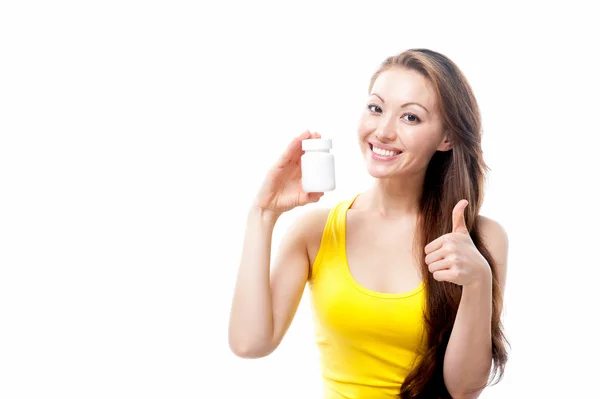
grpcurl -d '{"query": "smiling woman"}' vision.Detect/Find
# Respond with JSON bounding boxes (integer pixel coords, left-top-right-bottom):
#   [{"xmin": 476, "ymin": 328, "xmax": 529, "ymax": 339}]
[{"xmin": 228, "ymin": 48, "xmax": 508, "ymax": 399}]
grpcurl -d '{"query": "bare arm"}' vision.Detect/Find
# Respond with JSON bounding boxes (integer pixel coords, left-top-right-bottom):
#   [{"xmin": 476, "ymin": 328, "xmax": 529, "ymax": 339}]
[
  {"xmin": 443, "ymin": 216, "xmax": 508, "ymax": 399},
  {"xmin": 228, "ymin": 130, "xmax": 324, "ymax": 358},
  {"xmin": 228, "ymin": 207, "xmax": 326, "ymax": 358}
]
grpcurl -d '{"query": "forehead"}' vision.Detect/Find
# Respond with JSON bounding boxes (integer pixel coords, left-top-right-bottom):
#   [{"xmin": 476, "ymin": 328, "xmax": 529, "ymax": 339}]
[{"xmin": 371, "ymin": 68, "xmax": 437, "ymax": 112}]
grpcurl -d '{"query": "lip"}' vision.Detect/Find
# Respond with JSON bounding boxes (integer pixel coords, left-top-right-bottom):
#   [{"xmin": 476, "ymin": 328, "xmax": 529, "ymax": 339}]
[{"xmin": 368, "ymin": 141, "xmax": 403, "ymax": 152}]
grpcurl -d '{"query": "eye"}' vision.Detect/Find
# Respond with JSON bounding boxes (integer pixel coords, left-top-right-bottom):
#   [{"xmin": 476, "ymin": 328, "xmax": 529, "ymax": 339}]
[
  {"xmin": 403, "ymin": 113, "xmax": 421, "ymax": 123},
  {"xmin": 367, "ymin": 103, "xmax": 382, "ymax": 114}
]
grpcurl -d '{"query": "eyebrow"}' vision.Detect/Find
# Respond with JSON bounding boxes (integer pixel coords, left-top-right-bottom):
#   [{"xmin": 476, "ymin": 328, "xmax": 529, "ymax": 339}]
[{"xmin": 370, "ymin": 93, "xmax": 429, "ymax": 114}]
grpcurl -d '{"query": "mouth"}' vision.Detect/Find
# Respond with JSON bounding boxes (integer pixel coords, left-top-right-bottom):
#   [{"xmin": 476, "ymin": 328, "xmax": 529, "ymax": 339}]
[{"xmin": 369, "ymin": 143, "xmax": 403, "ymax": 158}]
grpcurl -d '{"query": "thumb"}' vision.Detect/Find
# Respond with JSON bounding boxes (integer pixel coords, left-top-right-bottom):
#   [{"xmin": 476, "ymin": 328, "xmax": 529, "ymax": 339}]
[
  {"xmin": 302, "ymin": 191, "xmax": 324, "ymax": 204},
  {"xmin": 452, "ymin": 199, "xmax": 469, "ymax": 234}
]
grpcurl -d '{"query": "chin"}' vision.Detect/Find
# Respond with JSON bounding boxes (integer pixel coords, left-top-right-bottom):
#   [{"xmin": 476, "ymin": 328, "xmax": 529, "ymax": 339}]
[{"xmin": 365, "ymin": 160, "xmax": 400, "ymax": 179}]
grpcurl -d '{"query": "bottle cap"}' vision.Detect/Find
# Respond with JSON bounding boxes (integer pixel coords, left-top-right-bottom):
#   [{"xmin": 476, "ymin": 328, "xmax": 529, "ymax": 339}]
[{"xmin": 302, "ymin": 138, "xmax": 332, "ymax": 151}]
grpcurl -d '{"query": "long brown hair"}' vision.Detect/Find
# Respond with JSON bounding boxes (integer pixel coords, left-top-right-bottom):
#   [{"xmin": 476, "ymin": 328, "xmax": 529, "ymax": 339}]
[{"xmin": 368, "ymin": 49, "xmax": 508, "ymax": 398}]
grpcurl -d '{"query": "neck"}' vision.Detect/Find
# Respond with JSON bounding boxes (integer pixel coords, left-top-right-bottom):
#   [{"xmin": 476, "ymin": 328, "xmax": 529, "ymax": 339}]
[{"xmin": 361, "ymin": 173, "xmax": 425, "ymax": 218}]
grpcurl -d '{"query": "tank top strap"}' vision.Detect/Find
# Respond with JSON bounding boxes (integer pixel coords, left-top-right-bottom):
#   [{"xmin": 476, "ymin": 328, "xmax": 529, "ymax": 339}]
[{"xmin": 310, "ymin": 193, "xmax": 360, "ymax": 280}]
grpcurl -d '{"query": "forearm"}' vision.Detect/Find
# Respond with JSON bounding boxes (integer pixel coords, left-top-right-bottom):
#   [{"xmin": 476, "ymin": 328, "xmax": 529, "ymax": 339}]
[
  {"xmin": 228, "ymin": 208, "xmax": 279, "ymax": 357},
  {"xmin": 444, "ymin": 277, "xmax": 493, "ymax": 398}
]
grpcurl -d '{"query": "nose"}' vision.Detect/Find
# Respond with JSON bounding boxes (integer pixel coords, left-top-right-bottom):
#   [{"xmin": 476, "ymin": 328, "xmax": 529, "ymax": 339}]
[{"xmin": 376, "ymin": 115, "xmax": 397, "ymax": 142}]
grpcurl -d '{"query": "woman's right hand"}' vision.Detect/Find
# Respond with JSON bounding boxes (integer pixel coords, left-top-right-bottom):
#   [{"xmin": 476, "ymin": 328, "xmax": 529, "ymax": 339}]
[{"xmin": 253, "ymin": 130, "xmax": 324, "ymax": 217}]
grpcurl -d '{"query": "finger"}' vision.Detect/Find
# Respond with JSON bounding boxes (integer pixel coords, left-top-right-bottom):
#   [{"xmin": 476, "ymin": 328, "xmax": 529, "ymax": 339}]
[
  {"xmin": 452, "ymin": 199, "xmax": 469, "ymax": 234},
  {"xmin": 427, "ymin": 258, "xmax": 452, "ymax": 273},
  {"xmin": 298, "ymin": 130, "xmax": 313, "ymax": 140},
  {"xmin": 299, "ymin": 191, "xmax": 323, "ymax": 204},
  {"xmin": 432, "ymin": 268, "xmax": 457, "ymax": 283},
  {"xmin": 276, "ymin": 130, "xmax": 311, "ymax": 167},
  {"xmin": 306, "ymin": 191, "xmax": 324, "ymax": 203},
  {"xmin": 424, "ymin": 247, "xmax": 448, "ymax": 265},
  {"xmin": 294, "ymin": 131, "xmax": 321, "ymax": 166},
  {"xmin": 424, "ymin": 235, "xmax": 446, "ymax": 255}
]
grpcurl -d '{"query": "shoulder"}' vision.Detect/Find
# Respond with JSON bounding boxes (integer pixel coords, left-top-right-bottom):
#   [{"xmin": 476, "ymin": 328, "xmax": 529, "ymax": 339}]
[
  {"xmin": 293, "ymin": 207, "xmax": 331, "ymax": 242},
  {"xmin": 280, "ymin": 206, "xmax": 330, "ymax": 248},
  {"xmin": 290, "ymin": 195, "xmax": 356, "ymax": 251},
  {"xmin": 476, "ymin": 215, "xmax": 509, "ymax": 262},
  {"xmin": 477, "ymin": 215, "xmax": 508, "ymax": 240},
  {"xmin": 285, "ymin": 207, "xmax": 331, "ymax": 271},
  {"xmin": 291, "ymin": 194, "xmax": 356, "ymax": 238},
  {"xmin": 476, "ymin": 215, "xmax": 509, "ymax": 290}
]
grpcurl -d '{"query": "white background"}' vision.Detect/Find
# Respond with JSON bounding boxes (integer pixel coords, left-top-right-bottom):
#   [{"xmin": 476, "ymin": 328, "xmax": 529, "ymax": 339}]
[{"xmin": 1, "ymin": 1, "xmax": 599, "ymax": 398}]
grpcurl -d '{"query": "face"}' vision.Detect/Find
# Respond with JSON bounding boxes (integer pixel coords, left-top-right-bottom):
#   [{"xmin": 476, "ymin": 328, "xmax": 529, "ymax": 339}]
[{"xmin": 358, "ymin": 67, "xmax": 451, "ymax": 179}]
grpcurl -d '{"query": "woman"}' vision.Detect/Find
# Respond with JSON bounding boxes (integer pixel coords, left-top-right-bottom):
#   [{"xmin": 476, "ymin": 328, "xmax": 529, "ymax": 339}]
[{"xmin": 228, "ymin": 48, "xmax": 509, "ymax": 399}]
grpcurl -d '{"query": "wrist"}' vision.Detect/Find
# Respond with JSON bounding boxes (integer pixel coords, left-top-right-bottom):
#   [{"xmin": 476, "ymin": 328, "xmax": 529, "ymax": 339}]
[
  {"xmin": 247, "ymin": 205, "xmax": 281, "ymax": 227},
  {"xmin": 465, "ymin": 271, "xmax": 492, "ymax": 292},
  {"xmin": 462, "ymin": 272, "xmax": 493, "ymax": 314}
]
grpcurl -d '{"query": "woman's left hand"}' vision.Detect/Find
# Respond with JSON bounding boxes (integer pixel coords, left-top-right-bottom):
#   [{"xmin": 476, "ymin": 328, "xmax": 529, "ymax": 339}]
[{"xmin": 424, "ymin": 200, "xmax": 492, "ymax": 286}]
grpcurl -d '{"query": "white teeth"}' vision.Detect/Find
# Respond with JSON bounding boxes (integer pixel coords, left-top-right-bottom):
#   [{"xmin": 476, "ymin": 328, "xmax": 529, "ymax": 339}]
[{"xmin": 372, "ymin": 145, "xmax": 400, "ymax": 157}]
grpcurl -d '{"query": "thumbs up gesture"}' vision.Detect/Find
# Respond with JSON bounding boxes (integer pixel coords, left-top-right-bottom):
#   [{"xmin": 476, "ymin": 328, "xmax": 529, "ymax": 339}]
[{"xmin": 424, "ymin": 200, "xmax": 492, "ymax": 286}]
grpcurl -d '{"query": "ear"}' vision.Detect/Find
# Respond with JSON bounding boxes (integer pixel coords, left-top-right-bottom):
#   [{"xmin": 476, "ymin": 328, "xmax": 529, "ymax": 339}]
[{"xmin": 437, "ymin": 132, "xmax": 453, "ymax": 152}]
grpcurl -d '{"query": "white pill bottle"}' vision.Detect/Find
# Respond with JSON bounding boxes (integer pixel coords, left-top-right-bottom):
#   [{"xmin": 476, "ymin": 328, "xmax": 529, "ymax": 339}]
[{"xmin": 301, "ymin": 138, "xmax": 336, "ymax": 193}]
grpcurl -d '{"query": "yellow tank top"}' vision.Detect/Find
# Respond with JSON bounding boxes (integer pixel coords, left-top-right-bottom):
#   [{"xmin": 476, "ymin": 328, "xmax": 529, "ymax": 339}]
[{"xmin": 308, "ymin": 194, "xmax": 427, "ymax": 399}]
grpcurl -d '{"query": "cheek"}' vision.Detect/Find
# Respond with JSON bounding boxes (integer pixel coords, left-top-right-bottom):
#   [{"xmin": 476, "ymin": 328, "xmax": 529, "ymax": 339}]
[
  {"xmin": 357, "ymin": 114, "xmax": 375, "ymax": 139},
  {"xmin": 403, "ymin": 126, "xmax": 440, "ymax": 153}
]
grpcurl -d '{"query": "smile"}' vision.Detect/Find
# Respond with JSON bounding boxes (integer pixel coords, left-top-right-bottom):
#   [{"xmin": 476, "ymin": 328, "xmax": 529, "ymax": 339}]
[{"xmin": 369, "ymin": 143, "xmax": 402, "ymax": 160}]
